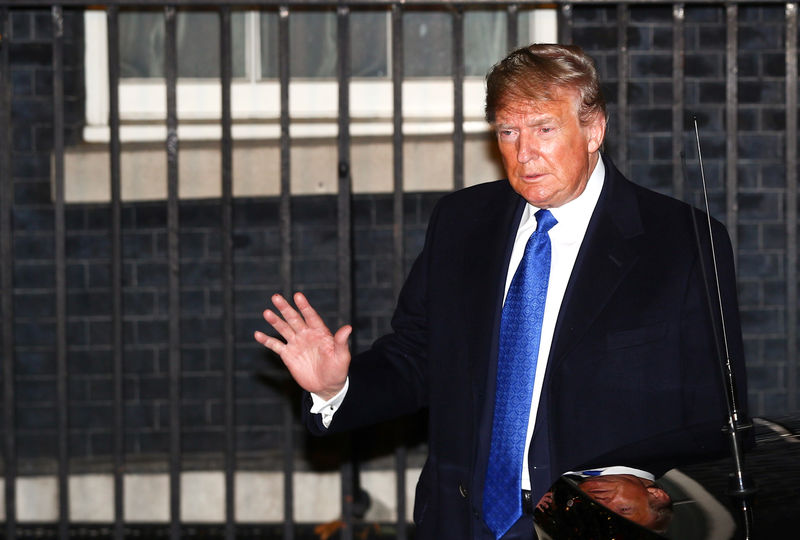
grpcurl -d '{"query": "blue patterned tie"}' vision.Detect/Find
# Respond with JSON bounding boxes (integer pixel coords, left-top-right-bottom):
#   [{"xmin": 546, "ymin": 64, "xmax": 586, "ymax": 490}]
[{"xmin": 483, "ymin": 209, "xmax": 557, "ymax": 539}]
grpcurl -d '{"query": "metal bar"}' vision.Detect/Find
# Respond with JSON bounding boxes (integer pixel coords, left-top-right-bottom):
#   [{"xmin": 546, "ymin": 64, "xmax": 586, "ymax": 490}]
[
  {"xmin": 277, "ymin": 6, "xmax": 295, "ymax": 540},
  {"xmin": 4, "ymin": 0, "xmax": 789, "ymax": 7},
  {"xmin": 337, "ymin": 6, "xmax": 354, "ymax": 540},
  {"xmin": 452, "ymin": 5, "xmax": 464, "ymax": 190},
  {"xmin": 391, "ymin": 4, "xmax": 407, "ymax": 538},
  {"xmin": 616, "ymin": 3, "xmax": 629, "ymax": 175},
  {"xmin": 164, "ymin": 6, "xmax": 182, "ymax": 540},
  {"xmin": 506, "ymin": 3, "xmax": 518, "ymax": 51},
  {"xmin": 219, "ymin": 6, "xmax": 236, "ymax": 540},
  {"xmin": 725, "ymin": 3, "xmax": 738, "ymax": 259},
  {"xmin": 106, "ymin": 6, "xmax": 125, "ymax": 540},
  {"xmin": 672, "ymin": 3, "xmax": 685, "ymax": 200},
  {"xmin": 52, "ymin": 6, "xmax": 70, "ymax": 539},
  {"xmin": 558, "ymin": 2, "xmax": 573, "ymax": 43},
  {"xmin": 785, "ymin": 2, "xmax": 798, "ymax": 411},
  {"xmin": 0, "ymin": 7, "xmax": 17, "ymax": 540}
]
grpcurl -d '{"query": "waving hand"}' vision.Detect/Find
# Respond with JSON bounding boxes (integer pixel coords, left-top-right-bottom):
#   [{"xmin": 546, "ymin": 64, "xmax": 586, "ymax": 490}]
[{"xmin": 254, "ymin": 292, "xmax": 351, "ymax": 400}]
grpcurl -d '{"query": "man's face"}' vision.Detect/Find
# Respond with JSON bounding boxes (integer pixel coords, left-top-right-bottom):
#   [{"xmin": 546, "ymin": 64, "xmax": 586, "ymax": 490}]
[
  {"xmin": 577, "ymin": 474, "xmax": 669, "ymax": 530},
  {"xmin": 493, "ymin": 89, "xmax": 605, "ymax": 208}
]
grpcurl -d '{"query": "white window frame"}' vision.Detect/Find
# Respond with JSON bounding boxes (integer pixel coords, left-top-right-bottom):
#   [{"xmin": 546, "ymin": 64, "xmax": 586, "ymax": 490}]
[{"xmin": 83, "ymin": 9, "xmax": 557, "ymax": 143}]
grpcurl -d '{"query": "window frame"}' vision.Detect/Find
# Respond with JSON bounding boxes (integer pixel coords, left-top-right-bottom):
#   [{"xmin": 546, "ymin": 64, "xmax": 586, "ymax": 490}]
[{"xmin": 83, "ymin": 8, "xmax": 557, "ymax": 143}]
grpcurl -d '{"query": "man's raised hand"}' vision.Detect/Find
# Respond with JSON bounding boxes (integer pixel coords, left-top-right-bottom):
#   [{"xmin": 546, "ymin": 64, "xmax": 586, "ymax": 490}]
[{"xmin": 254, "ymin": 292, "xmax": 351, "ymax": 400}]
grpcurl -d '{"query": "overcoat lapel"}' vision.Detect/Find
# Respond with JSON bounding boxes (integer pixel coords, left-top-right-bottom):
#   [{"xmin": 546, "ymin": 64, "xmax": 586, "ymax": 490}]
[
  {"xmin": 462, "ymin": 186, "xmax": 527, "ymax": 410},
  {"xmin": 548, "ymin": 156, "xmax": 645, "ymax": 365}
]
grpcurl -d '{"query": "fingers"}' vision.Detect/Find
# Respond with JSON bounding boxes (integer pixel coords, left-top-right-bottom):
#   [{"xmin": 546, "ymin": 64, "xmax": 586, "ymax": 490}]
[
  {"xmin": 253, "ymin": 330, "xmax": 286, "ymax": 355},
  {"xmin": 293, "ymin": 292, "xmax": 327, "ymax": 329},
  {"xmin": 270, "ymin": 294, "xmax": 308, "ymax": 332},
  {"xmin": 262, "ymin": 307, "xmax": 295, "ymax": 341}
]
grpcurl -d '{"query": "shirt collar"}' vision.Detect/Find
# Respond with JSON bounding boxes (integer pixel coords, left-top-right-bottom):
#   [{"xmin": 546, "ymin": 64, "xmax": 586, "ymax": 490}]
[{"xmin": 520, "ymin": 154, "xmax": 605, "ymax": 243}]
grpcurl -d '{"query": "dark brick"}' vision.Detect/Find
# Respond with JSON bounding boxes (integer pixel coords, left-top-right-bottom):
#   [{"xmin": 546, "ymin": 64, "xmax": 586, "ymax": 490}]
[
  {"xmin": 699, "ymin": 81, "xmax": 725, "ymax": 103},
  {"xmin": 14, "ymin": 262, "xmax": 56, "ymax": 288},
  {"xmin": 67, "ymin": 233, "xmax": 111, "ymax": 259},
  {"xmin": 631, "ymin": 108, "xmax": 671, "ymax": 133},
  {"xmin": 16, "ymin": 350, "xmax": 55, "ymax": 376},
  {"xmin": 11, "ymin": 11, "xmax": 33, "ymax": 41},
  {"xmin": 762, "ymin": 223, "xmax": 787, "ymax": 250},
  {"xmin": 125, "ymin": 404, "xmax": 158, "ymax": 429},
  {"xmin": 738, "ymin": 192, "xmax": 782, "ymax": 220},
  {"xmin": 13, "ymin": 291, "xmax": 52, "ymax": 318},
  {"xmin": 9, "ymin": 43, "xmax": 51, "ymax": 67},
  {"xmin": 88, "ymin": 321, "xmax": 113, "ymax": 346},
  {"xmin": 763, "ymin": 281, "xmax": 788, "ymax": 307},
  {"xmin": 67, "ymin": 349, "xmax": 112, "ymax": 375},
  {"xmin": 739, "ymin": 80, "xmax": 784, "ymax": 105},
  {"xmin": 737, "ymin": 280, "xmax": 760, "ymax": 306},
  {"xmin": 70, "ymin": 403, "xmax": 113, "ymax": 429},
  {"xmin": 136, "ymin": 320, "xmax": 169, "ymax": 345},
  {"xmin": 740, "ymin": 307, "xmax": 783, "ymax": 333},
  {"xmin": 572, "ymin": 27, "xmax": 618, "ymax": 51},
  {"xmin": 12, "ymin": 182, "xmax": 45, "ymax": 209},
  {"xmin": 16, "ymin": 379, "xmax": 56, "ymax": 405},
  {"xmin": 15, "ymin": 320, "xmax": 56, "ymax": 345},
  {"xmin": 134, "ymin": 262, "xmax": 170, "ymax": 287},
  {"xmin": 631, "ymin": 54, "xmax": 672, "ymax": 78},
  {"xmin": 739, "ymin": 134, "xmax": 783, "ymax": 160},
  {"xmin": 761, "ymin": 109, "xmax": 786, "ymax": 132}
]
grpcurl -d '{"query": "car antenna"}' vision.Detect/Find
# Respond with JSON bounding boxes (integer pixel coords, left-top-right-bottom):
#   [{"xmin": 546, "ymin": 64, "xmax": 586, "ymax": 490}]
[{"xmin": 682, "ymin": 115, "xmax": 756, "ymax": 538}]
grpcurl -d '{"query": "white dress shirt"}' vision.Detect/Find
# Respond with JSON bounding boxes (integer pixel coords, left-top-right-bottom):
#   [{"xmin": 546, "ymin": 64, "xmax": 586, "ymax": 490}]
[
  {"xmin": 506, "ymin": 158, "xmax": 604, "ymax": 490},
  {"xmin": 313, "ymin": 157, "xmax": 606, "ymax": 491}
]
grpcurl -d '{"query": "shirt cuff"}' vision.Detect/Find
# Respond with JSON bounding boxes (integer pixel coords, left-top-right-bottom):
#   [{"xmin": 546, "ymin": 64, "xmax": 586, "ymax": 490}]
[{"xmin": 309, "ymin": 377, "xmax": 349, "ymax": 429}]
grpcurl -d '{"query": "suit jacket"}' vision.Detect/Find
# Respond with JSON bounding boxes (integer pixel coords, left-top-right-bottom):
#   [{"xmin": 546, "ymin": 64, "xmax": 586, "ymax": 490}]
[{"xmin": 305, "ymin": 154, "xmax": 748, "ymax": 539}]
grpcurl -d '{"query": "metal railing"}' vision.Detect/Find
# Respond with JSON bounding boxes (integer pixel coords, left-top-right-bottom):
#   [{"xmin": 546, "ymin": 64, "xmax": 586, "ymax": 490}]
[{"xmin": 0, "ymin": 1, "xmax": 798, "ymax": 540}]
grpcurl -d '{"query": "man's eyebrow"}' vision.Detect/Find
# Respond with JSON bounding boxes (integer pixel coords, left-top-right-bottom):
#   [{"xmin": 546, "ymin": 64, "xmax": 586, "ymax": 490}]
[{"xmin": 493, "ymin": 115, "xmax": 560, "ymax": 128}]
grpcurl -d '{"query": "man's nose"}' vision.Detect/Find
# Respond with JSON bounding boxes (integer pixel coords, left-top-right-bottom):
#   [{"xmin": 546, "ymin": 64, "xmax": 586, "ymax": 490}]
[{"xmin": 516, "ymin": 132, "xmax": 539, "ymax": 163}]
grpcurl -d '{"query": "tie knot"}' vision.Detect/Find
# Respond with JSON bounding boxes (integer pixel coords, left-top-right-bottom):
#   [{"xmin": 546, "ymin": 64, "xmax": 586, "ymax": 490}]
[{"xmin": 534, "ymin": 209, "xmax": 557, "ymax": 234}]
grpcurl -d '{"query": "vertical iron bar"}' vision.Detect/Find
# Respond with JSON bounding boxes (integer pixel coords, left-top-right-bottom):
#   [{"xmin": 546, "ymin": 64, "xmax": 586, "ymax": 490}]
[
  {"xmin": 785, "ymin": 3, "xmax": 798, "ymax": 411},
  {"xmin": 337, "ymin": 6, "xmax": 354, "ymax": 540},
  {"xmin": 0, "ymin": 7, "xmax": 16, "ymax": 540},
  {"xmin": 616, "ymin": 3, "xmax": 629, "ymax": 175},
  {"xmin": 558, "ymin": 3, "xmax": 573, "ymax": 45},
  {"xmin": 164, "ymin": 6, "xmax": 181, "ymax": 540},
  {"xmin": 219, "ymin": 6, "xmax": 236, "ymax": 540},
  {"xmin": 52, "ymin": 6, "xmax": 69, "ymax": 539},
  {"xmin": 672, "ymin": 3, "xmax": 686, "ymax": 201},
  {"xmin": 726, "ymin": 3, "xmax": 738, "ymax": 258},
  {"xmin": 106, "ymin": 6, "xmax": 125, "ymax": 540},
  {"xmin": 452, "ymin": 5, "xmax": 464, "ymax": 190},
  {"xmin": 391, "ymin": 5, "xmax": 406, "ymax": 538},
  {"xmin": 506, "ymin": 4, "xmax": 518, "ymax": 52},
  {"xmin": 278, "ymin": 5, "xmax": 294, "ymax": 539}
]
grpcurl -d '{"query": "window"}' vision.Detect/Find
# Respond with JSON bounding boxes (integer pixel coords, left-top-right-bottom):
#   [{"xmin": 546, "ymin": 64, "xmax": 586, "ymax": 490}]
[{"xmin": 83, "ymin": 7, "xmax": 557, "ymax": 142}]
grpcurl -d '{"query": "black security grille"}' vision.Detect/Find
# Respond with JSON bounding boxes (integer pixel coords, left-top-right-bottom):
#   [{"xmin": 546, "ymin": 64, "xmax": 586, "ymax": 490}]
[{"xmin": 0, "ymin": 2, "xmax": 798, "ymax": 540}]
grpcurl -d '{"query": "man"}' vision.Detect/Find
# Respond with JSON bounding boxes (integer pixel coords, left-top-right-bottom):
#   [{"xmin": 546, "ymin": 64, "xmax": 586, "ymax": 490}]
[
  {"xmin": 576, "ymin": 473, "xmax": 673, "ymax": 532},
  {"xmin": 254, "ymin": 44, "xmax": 747, "ymax": 539}
]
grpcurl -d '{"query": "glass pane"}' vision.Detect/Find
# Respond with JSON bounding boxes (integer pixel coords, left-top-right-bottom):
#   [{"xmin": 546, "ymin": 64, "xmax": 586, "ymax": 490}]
[
  {"xmin": 464, "ymin": 11, "xmax": 506, "ymax": 77},
  {"xmin": 260, "ymin": 11, "xmax": 278, "ymax": 78},
  {"xmin": 176, "ymin": 12, "xmax": 220, "ymax": 78},
  {"xmin": 404, "ymin": 11, "xmax": 451, "ymax": 77},
  {"xmin": 119, "ymin": 11, "xmax": 246, "ymax": 79},
  {"xmin": 120, "ymin": 12, "xmax": 164, "ymax": 78},
  {"xmin": 352, "ymin": 11, "xmax": 388, "ymax": 77}
]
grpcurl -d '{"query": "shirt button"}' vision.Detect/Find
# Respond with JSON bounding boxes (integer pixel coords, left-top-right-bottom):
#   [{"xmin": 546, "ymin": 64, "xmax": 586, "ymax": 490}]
[{"xmin": 458, "ymin": 483, "xmax": 468, "ymax": 498}]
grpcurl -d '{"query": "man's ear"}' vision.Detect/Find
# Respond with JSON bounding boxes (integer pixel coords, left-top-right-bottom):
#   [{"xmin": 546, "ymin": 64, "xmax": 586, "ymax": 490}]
[
  {"xmin": 586, "ymin": 113, "xmax": 606, "ymax": 153},
  {"xmin": 646, "ymin": 486, "xmax": 671, "ymax": 504}
]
